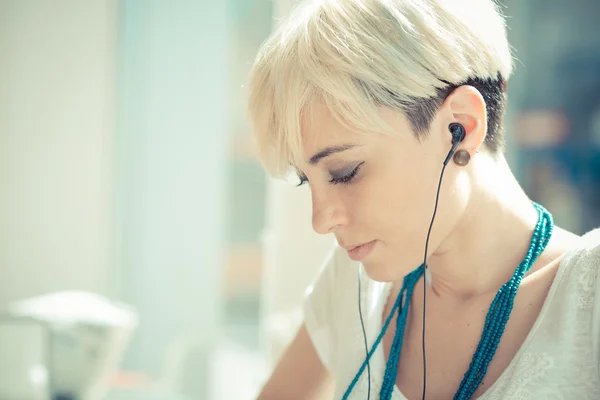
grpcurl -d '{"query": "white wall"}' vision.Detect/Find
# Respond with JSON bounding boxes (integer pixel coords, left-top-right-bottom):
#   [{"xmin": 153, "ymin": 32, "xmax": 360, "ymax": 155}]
[
  {"xmin": 0, "ymin": 2, "xmax": 228, "ymax": 397},
  {"xmin": 114, "ymin": 1, "xmax": 229, "ymax": 397},
  {"xmin": 0, "ymin": 0, "xmax": 117, "ymax": 306}
]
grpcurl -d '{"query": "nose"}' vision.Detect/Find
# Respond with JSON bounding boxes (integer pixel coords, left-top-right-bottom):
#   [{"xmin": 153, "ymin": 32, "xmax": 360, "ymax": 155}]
[{"xmin": 311, "ymin": 186, "xmax": 348, "ymax": 235}]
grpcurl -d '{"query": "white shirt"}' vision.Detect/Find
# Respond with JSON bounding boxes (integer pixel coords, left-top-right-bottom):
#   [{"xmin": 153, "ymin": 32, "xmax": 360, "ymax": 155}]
[{"xmin": 303, "ymin": 229, "xmax": 600, "ymax": 399}]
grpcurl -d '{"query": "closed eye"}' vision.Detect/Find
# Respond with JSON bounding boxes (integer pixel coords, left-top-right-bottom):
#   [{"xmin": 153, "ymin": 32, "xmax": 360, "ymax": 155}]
[
  {"xmin": 330, "ymin": 162, "xmax": 364, "ymax": 185},
  {"xmin": 295, "ymin": 162, "xmax": 364, "ymax": 187}
]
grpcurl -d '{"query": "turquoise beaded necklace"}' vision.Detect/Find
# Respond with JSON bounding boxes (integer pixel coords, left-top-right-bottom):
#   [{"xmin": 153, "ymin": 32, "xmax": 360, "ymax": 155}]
[{"xmin": 343, "ymin": 202, "xmax": 553, "ymax": 400}]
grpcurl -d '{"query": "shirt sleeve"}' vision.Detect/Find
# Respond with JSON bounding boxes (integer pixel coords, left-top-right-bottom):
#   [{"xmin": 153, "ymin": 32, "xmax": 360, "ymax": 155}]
[
  {"xmin": 586, "ymin": 230, "xmax": 600, "ymax": 377},
  {"xmin": 302, "ymin": 244, "xmax": 349, "ymax": 372}
]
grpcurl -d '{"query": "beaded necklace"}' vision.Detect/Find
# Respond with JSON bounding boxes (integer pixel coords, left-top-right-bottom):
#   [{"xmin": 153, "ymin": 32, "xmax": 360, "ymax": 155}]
[{"xmin": 343, "ymin": 203, "xmax": 553, "ymax": 400}]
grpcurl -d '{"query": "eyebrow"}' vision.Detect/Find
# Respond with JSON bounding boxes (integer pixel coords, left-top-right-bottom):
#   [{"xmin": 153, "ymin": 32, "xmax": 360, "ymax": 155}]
[{"xmin": 309, "ymin": 144, "xmax": 358, "ymax": 165}]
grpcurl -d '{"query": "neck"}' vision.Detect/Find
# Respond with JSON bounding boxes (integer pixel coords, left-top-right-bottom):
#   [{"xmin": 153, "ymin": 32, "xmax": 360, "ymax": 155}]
[{"xmin": 427, "ymin": 155, "xmax": 540, "ymax": 299}]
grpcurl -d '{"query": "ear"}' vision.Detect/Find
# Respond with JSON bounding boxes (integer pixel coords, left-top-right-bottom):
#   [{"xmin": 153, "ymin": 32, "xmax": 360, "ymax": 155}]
[{"xmin": 442, "ymin": 85, "xmax": 487, "ymax": 153}]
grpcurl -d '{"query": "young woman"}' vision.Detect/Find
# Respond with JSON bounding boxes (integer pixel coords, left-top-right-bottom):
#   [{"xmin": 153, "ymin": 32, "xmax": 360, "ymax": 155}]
[{"xmin": 247, "ymin": 0, "xmax": 600, "ymax": 398}]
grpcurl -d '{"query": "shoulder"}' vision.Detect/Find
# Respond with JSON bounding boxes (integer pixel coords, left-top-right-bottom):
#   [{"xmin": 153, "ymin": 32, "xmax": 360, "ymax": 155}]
[
  {"xmin": 302, "ymin": 243, "xmax": 360, "ymax": 367},
  {"xmin": 302, "ymin": 243, "xmax": 385, "ymax": 373},
  {"xmin": 305, "ymin": 243, "xmax": 360, "ymax": 298},
  {"xmin": 574, "ymin": 228, "xmax": 600, "ymax": 259},
  {"xmin": 561, "ymin": 228, "xmax": 600, "ymax": 276},
  {"xmin": 568, "ymin": 228, "xmax": 600, "ymax": 378},
  {"xmin": 558, "ymin": 228, "xmax": 600, "ymax": 310}
]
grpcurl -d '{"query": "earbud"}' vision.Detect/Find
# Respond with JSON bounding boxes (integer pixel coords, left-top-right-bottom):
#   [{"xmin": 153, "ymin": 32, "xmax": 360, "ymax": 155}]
[
  {"xmin": 443, "ymin": 122, "xmax": 466, "ymax": 166},
  {"xmin": 449, "ymin": 122, "xmax": 466, "ymax": 144}
]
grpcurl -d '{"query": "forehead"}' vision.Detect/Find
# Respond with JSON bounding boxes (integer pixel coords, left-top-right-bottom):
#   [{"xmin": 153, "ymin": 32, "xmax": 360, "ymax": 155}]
[
  {"xmin": 298, "ymin": 103, "xmax": 413, "ymax": 161},
  {"xmin": 299, "ymin": 103, "xmax": 363, "ymax": 158}
]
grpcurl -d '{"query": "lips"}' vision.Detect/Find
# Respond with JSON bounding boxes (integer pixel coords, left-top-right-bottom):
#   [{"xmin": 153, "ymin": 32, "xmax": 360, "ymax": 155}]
[
  {"xmin": 345, "ymin": 242, "xmax": 368, "ymax": 252},
  {"xmin": 344, "ymin": 240, "xmax": 376, "ymax": 261}
]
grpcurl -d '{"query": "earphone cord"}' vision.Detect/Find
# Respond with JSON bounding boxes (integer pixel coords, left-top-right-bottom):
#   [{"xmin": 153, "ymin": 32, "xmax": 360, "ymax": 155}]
[
  {"xmin": 358, "ymin": 265, "xmax": 371, "ymax": 400},
  {"xmin": 422, "ymin": 161, "xmax": 450, "ymax": 400},
  {"xmin": 357, "ymin": 149, "xmax": 454, "ymax": 400}
]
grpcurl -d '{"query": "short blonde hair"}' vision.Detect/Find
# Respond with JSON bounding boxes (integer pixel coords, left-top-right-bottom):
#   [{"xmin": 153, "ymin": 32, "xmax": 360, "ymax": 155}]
[{"xmin": 247, "ymin": 0, "xmax": 513, "ymax": 177}]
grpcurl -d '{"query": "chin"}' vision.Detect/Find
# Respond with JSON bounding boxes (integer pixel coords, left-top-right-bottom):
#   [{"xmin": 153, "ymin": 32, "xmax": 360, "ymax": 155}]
[
  {"xmin": 361, "ymin": 259, "xmax": 400, "ymax": 283},
  {"xmin": 362, "ymin": 257, "xmax": 420, "ymax": 283}
]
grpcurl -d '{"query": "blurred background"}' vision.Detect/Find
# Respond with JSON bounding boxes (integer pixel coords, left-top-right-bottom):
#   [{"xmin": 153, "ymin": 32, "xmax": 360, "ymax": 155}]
[{"xmin": 0, "ymin": 0, "xmax": 599, "ymax": 399}]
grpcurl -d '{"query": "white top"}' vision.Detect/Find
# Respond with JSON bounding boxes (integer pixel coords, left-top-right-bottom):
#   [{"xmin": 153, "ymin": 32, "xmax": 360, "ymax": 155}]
[{"xmin": 303, "ymin": 229, "xmax": 600, "ymax": 399}]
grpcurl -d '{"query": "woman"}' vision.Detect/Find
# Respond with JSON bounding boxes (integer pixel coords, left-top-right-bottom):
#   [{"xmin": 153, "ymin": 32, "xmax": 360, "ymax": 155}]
[{"xmin": 247, "ymin": 0, "xmax": 600, "ymax": 399}]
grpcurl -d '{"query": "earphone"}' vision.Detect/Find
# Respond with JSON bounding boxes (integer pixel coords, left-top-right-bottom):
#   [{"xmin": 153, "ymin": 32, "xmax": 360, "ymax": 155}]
[
  {"xmin": 357, "ymin": 122, "xmax": 467, "ymax": 400},
  {"xmin": 420, "ymin": 121, "xmax": 466, "ymax": 400},
  {"xmin": 444, "ymin": 122, "xmax": 467, "ymax": 165}
]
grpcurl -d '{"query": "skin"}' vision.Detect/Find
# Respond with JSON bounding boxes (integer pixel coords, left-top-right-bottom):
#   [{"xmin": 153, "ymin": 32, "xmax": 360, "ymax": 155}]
[{"xmin": 257, "ymin": 85, "xmax": 580, "ymax": 399}]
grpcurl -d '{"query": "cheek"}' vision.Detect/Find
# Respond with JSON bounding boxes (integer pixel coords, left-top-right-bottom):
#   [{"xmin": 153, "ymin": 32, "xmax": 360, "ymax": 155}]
[
  {"xmin": 363, "ymin": 160, "xmax": 450, "ymax": 243},
  {"xmin": 355, "ymin": 165, "xmax": 431, "ymax": 229}
]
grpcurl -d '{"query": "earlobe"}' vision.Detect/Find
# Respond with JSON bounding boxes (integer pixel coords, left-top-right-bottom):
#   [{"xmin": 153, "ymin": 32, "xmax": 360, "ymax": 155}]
[{"xmin": 453, "ymin": 149, "xmax": 471, "ymax": 166}]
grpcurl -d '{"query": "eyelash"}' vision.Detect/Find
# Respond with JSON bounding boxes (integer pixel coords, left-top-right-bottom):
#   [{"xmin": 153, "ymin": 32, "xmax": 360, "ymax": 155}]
[
  {"xmin": 297, "ymin": 162, "xmax": 364, "ymax": 187},
  {"xmin": 330, "ymin": 162, "xmax": 364, "ymax": 185},
  {"xmin": 297, "ymin": 176, "xmax": 308, "ymax": 187}
]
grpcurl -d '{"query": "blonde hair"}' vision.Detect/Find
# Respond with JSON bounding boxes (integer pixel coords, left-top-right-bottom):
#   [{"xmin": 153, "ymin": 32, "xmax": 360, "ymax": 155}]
[{"xmin": 247, "ymin": 0, "xmax": 513, "ymax": 177}]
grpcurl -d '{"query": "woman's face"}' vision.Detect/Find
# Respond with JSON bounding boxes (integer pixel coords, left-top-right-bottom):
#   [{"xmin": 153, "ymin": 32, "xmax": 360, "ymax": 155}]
[{"xmin": 295, "ymin": 104, "xmax": 472, "ymax": 282}]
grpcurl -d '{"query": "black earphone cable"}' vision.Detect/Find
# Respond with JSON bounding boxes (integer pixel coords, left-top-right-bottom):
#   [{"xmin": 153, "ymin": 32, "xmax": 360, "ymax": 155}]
[
  {"xmin": 422, "ymin": 160, "xmax": 449, "ymax": 400},
  {"xmin": 357, "ymin": 161, "xmax": 449, "ymax": 400},
  {"xmin": 356, "ymin": 124, "xmax": 463, "ymax": 400},
  {"xmin": 357, "ymin": 265, "xmax": 371, "ymax": 400}
]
